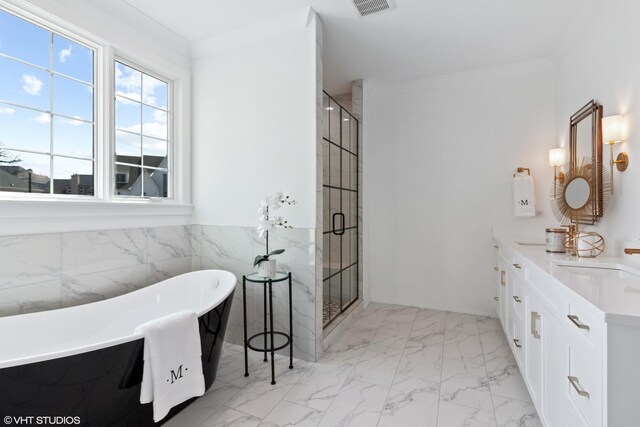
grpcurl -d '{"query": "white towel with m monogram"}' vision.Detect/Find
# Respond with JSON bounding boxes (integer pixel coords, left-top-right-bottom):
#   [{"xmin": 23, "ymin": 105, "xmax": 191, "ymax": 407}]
[{"xmin": 135, "ymin": 310, "xmax": 205, "ymax": 422}]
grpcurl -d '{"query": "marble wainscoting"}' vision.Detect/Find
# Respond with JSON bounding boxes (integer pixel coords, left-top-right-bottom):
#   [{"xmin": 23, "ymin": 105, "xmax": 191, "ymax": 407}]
[
  {"xmin": 191, "ymin": 225, "xmax": 319, "ymax": 362},
  {"xmin": 0, "ymin": 225, "xmax": 194, "ymax": 317}
]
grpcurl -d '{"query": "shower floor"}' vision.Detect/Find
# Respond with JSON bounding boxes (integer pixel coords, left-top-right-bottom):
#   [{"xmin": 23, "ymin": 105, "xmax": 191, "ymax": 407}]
[{"xmin": 322, "ymin": 300, "xmax": 341, "ymax": 325}]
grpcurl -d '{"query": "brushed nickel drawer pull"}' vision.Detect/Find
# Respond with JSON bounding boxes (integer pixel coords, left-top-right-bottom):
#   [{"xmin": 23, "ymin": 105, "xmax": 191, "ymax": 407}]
[
  {"xmin": 500, "ymin": 271, "xmax": 506, "ymax": 286},
  {"xmin": 513, "ymin": 296, "xmax": 522, "ymax": 303},
  {"xmin": 513, "ymin": 263, "xmax": 521, "ymax": 269},
  {"xmin": 568, "ymin": 376, "xmax": 590, "ymax": 398},
  {"xmin": 513, "ymin": 338, "xmax": 522, "ymax": 348},
  {"xmin": 531, "ymin": 311, "xmax": 540, "ymax": 339},
  {"xmin": 494, "ymin": 245, "xmax": 499, "ymax": 249},
  {"xmin": 567, "ymin": 314, "xmax": 590, "ymax": 331},
  {"xmin": 494, "ymin": 296, "xmax": 499, "ymax": 301},
  {"xmin": 494, "ymin": 267, "xmax": 499, "ymax": 271}
]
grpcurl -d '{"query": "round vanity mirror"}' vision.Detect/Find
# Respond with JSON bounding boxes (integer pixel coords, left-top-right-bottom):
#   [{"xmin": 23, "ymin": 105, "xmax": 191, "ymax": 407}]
[{"xmin": 564, "ymin": 177, "xmax": 591, "ymax": 210}]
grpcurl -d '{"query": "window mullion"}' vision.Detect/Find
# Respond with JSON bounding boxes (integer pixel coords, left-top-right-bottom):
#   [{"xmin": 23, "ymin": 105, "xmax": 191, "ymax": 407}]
[
  {"xmin": 101, "ymin": 46, "xmax": 115, "ymax": 203},
  {"xmin": 48, "ymin": 31, "xmax": 54, "ymax": 195}
]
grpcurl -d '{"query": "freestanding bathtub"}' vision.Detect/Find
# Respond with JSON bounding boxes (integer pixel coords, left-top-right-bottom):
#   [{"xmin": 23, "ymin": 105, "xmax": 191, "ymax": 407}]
[{"xmin": 0, "ymin": 270, "xmax": 236, "ymax": 426}]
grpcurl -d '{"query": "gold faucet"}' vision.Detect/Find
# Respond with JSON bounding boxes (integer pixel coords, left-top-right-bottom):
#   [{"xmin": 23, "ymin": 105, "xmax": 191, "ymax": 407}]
[
  {"xmin": 562, "ymin": 224, "xmax": 578, "ymax": 255},
  {"xmin": 624, "ymin": 248, "xmax": 640, "ymax": 255}
]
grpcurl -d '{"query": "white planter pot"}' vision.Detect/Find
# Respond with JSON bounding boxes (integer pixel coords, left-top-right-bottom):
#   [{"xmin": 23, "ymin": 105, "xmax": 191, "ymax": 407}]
[{"xmin": 258, "ymin": 259, "xmax": 277, "ymax": 278}]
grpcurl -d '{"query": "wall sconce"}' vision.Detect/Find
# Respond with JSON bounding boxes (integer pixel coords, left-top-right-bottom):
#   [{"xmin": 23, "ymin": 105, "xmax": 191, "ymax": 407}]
[
  {"xmin": 549, "ymin": 148, "xmax": 565, "ymax": 197},
  {"xmin": 602, "ymin": 115, "xmax": 629, "ymax": 194}
]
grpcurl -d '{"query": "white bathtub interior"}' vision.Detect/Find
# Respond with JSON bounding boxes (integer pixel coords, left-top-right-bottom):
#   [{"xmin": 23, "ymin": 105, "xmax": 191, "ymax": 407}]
[{"xmin": 0, "ymin": 270, "xmax": 236, "ymax": 369}]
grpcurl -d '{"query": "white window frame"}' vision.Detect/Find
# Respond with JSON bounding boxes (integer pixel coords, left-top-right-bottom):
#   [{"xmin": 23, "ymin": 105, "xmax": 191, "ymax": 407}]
[
  {"xmin": 0, "ymin": 1, "xmax": 191, "ymax": 211},
  {"xmin": 112, "ymin": 56, "xmax": 173, "ymax": 200}
]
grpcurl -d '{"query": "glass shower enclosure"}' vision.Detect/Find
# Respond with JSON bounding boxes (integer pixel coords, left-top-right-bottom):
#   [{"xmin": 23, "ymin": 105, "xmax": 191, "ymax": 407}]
[{"xmin": 322, "ymin": 91, "xmax": 358, "ymax": 327}]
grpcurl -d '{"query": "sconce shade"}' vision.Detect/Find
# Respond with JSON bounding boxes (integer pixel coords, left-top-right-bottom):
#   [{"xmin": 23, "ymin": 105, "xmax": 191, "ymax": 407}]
[
  {"xmin": 602, "ymin": 115, "xmax": 624, "ymax": 144},
  {"xmin": 549, "ymin": 148, "xmax": 564, "ymax": 167}
]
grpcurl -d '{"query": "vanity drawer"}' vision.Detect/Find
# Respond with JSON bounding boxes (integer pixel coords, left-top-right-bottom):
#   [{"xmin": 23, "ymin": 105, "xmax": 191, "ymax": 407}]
[
  {"xmin": 511, "ymin": 278, "xmax": 526, "ymax": 319},
  {"xmin": 566, "ymin": 334, "xmax": 602, "ymax": 427},
  {"xmin": 565, "ymin": 302, "xmax": 602, "ymax": 345},
  {"xmin": 510, "ymin": 312, "xmax": 526, "ymax": 368}
]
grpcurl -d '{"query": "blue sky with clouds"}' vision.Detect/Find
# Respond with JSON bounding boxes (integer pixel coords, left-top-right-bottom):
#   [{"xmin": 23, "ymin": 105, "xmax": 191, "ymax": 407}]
[{"xmin": 0, "ymin": 9, "xmax": 168, "ymax": 184}]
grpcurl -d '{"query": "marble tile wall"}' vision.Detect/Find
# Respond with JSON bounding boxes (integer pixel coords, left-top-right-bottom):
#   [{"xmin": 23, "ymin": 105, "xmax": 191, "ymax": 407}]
[
  {"xmin": 0, "ymin": 225, "xmax": 194, "ymax": 317},
  {"xmin": 352, "ymin": 79, "xmax": 364, "ymax": 301},
  {"xmin": 191, "ymin": 225, "xmax": 319, "ymax": 362},
  {"xmin": 1, "ymin": 223, "xmax": 320, "ymax": 363}
]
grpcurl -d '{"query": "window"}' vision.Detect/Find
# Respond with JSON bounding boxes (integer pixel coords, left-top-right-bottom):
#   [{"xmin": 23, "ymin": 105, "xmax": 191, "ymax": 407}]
[
  {"xmin": 114, "ymin": 61, "xmax": 170, "ymax": 198},
  {"xmin": 0, "ymin": 9, "xmax": 95, "ymax": 196}
]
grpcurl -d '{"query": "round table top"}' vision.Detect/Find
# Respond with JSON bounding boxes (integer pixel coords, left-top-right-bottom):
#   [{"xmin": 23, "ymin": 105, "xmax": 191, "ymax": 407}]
[{"xmin": 244, "ymin": 271, "xmax": 290, "ymax": 283}]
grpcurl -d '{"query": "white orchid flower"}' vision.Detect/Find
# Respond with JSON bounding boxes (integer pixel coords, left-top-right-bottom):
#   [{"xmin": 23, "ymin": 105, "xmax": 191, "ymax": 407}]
[
  {"xmin": 257, "ymin": 205, "xmax": 267, "ymax": 214},
  {"xmin": 267, "ymin": 194, "xmax": 280, "ymax": 206}
]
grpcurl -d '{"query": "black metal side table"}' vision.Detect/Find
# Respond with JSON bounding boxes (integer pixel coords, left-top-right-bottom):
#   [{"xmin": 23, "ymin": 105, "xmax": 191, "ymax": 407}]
[{"xmin": 242, "ymin": 271, "xmax": 293, "ymax": 385}]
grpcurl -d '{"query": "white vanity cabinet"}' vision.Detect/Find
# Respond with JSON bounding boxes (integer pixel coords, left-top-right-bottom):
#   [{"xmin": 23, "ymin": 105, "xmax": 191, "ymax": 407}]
[
  {"xmin": 493, "ymin": 239, "xmax": 609, "ymax": 427},
  {"xmin": 492, "ymin": 234, "xmax": 640, "ymax": 426}
]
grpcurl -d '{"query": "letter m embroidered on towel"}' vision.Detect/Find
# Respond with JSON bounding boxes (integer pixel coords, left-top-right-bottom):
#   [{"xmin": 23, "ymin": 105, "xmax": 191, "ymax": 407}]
[
  {"xmin": 169, "ymin": 365, "xmax": 184, "ymax": 384},
  {"xmin": 520, "ymin": 200, "xmax": 530, "ymax": 206}
]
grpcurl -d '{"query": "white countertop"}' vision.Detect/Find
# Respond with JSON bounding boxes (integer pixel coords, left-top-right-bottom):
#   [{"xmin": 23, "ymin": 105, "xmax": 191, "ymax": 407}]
[{"xmin": 494, "ymin": 233, "xmax": 640, "ymax": 325}]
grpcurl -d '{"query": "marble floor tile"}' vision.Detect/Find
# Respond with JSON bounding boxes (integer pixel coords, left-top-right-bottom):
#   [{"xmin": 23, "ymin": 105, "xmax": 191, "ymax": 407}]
[
  {"xmin": 492, "ymin": 396, "xmax": 542, "ymax": 427},
  {"xmin": 479, "ymin": 326, "xmax": 512, "ymax": 361},
  {"xmin": 445, "ymin": 312, "xmax": 480, "ymax": 334},
  {"xmin": 284, "ymin": 358, "xmax": 353, "ymax": 411},
  {"xmin": 163, "ymin": 305, "xmax": 540, "ymax": 427},
  {"xmin": 216, "ymin": 346, "xmax": 270, "ymax": 388},
  {"xmin": 411, "ymin": 309, "xmax": 446, "ymax": 334},
  {"xmin": 437, "ymin": 401, "xmax": 497, "ymax": 427},
  {"xmin": 406, "ymin": 327, "xmax": 445, "ymax": 348},
  {"xmin": 316, "ymin": 379, "xmax": 388, "ymax": 427},
  {"xmin": 369, "ymin": 325, "xmax": 411, "ymax": 349},
  {"xmin": 397, "ymin": 342, "xmax": 443, "ymax": 382},
  {"xmin": 164, "ymin": 381, "xmax": 242, "ymax": 427},
  {"xmin": 321, "ymin": 332, "xmax": 370, "ymax": 364},
  {"xmin": 477, "ymin": 316, "xmax": 501, "ymax": 333},
  {"xmin": 200, "ymin": 407, "xmax": 262, "ymax": 427},
  {"xmin": 378, "ymin": 375, "xmax": 440, "ymax": 427},
  {"xmin": 384, "ymin": 306, "xmax": 419, "ymax": 324},
  {"xmin": 440, "ymin": 357, "xmax": 493, "ymax": 412},
  {"xmin": 347, "ymin": 310, "xmax": 387, "ymax": 330},
  {"xmin": 486, "ymin": 354, "xmax": 531, "ymax": 402},
  {"xmin": 259, "ymin": 401, "xmax": 324, "ymax": 427},
  {"xmin": 347, "ymin": 344, "xmax": 403, "ymax": 386},
  {"xmin": 225, "ymin": 362, "xmax": 309, "ymax": 418},
  {"xmin": 443, "ymin": 329, "xmax": 486, "ymax": 366}
]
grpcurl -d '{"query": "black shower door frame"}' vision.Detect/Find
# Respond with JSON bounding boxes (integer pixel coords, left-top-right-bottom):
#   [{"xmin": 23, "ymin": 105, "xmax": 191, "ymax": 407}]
[{"xmin": 322, "ymin": 91, "xmax": 359, "ymax": 328}]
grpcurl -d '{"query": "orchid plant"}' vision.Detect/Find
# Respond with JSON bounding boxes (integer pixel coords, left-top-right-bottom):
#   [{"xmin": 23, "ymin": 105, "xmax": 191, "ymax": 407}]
[{"xmin": 254, "ymin": 192, "xmax": 296, "ymax": 267}]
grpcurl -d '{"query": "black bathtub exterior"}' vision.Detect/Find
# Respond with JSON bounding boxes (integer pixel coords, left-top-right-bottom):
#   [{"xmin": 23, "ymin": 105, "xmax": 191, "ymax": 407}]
[{"xmin": 0, "ymin": 291, "xmax": 234, "ymax": 426}]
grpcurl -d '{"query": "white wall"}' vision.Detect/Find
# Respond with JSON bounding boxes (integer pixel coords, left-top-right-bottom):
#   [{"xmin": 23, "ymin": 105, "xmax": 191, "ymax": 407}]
[
  {"xmin": 191, "ymin": 7, "xmax": 319, "ymax": 229},
  {"xmin": 190, "ymin": 8, "xmax": 323, "ymax": 361},
  {"xmin": 364, "ymin": 60, "xmax": 557, "ymax": 315},
  {"xmin": 555, "ymin": 0, "xmax": 640, "ymax": 245}
]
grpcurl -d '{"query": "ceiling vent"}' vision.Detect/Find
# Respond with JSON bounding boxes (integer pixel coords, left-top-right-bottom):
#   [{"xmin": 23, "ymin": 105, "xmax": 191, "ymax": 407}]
[{"xmin": 352, "ymin": 0, "xmax": 395, "ymax": 17}]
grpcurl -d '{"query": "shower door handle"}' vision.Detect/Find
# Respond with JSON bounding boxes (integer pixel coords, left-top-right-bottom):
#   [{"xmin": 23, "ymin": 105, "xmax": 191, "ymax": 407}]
[{"xmin": 332, "ymin": 213, "xmax": 346, "ymax": 235}]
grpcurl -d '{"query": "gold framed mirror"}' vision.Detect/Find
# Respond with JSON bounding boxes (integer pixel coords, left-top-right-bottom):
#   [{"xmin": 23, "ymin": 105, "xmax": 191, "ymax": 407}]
[{"xmin": 569, "ymin": 100, "xmax": 604, "ymax": 224}]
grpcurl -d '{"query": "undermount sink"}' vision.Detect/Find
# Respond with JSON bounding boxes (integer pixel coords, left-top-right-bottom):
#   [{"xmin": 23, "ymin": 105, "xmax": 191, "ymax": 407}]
[
  {"xmin": 553, "ymin": 261, "xmax": 640, "ymax": 280},
  {"xmin": 515, "ymin": 241, "xmax": 545, "ymax": 246}
]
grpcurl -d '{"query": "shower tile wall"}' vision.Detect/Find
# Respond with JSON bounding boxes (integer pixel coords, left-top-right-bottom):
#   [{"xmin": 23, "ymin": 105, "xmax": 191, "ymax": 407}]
[
  {"xmin": 190, "ymin": 225, "xmax": 318, "ymax": 362},
  {"xmin": 0, "ymin": 225, "xmax": 194, "ymax": 316}
]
